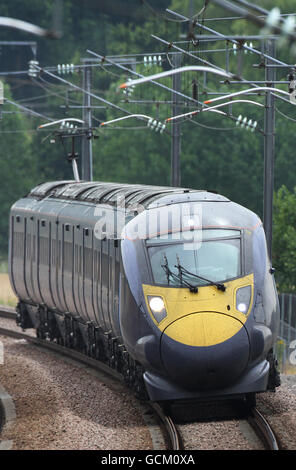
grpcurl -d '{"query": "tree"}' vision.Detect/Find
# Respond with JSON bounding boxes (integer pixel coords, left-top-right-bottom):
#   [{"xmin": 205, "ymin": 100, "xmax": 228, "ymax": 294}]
[
  {"xmin": 273, "ymin": 186, "xmax": 296, "ymax": 293},
  {"xmin": 0, "ymin": 83, "xmax": 37, "ymax": 256}
]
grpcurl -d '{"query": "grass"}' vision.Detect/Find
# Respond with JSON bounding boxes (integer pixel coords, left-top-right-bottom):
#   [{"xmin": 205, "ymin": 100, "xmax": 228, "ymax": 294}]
[
  {"xmin": 283, "ymin": 364, "xmax": 296, "ymax": 375},
  {"xmin": 0, "ymin": 260, "xmax": 8, "ymax": 274},
  {"xmin": 0, "ymin": 272, "xmax": 18, "ymax": 307}
]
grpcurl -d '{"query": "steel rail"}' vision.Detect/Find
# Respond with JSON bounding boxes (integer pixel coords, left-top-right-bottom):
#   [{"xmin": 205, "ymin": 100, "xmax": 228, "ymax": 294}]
[
  {"xmin": 0, "ymin": 306, "xmax": 16, "ymax": 320},
  {"xmin": 0, "ymin": 308, "xmax": 279, "ymax": 450},
  {"xmin": 248, "ymin": 407, "xmax": 279, "ymax": 450},
  {"xmin": 149, "ymin": 402, "xmax": 183, "ymax": 451},
  {"xmin": 0, "ymin": 309, "xmax": 181, "ymax": 450},
  {"xmin": 0, "ymin": 309, "xmax": 176, "ymax": 450},
  {"xmin": 0, "ymin": 312, "xmax": 122, "ymax": 381}
]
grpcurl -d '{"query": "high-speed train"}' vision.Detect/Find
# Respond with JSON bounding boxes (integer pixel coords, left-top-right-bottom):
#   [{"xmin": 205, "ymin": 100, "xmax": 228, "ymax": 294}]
[{"xmin": 9, "ymin": 180, "xmax": 280, "ymax": 402}]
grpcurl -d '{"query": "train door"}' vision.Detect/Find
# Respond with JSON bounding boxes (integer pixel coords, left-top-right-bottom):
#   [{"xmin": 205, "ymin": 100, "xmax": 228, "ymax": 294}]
[
  {"xmin": 101, "ymin": 238, "xmax": 112, "ymax": 333},
  {"xmin": 73, "ymin": 223, "xmax": 85, "ymax": 318},
  {"xmin": 63, "ymin": 221, "xmax": 75, "ymax": 314},
  {"xmin": 83, "ymin": 227, "xmax": 97, "ymax": 323},
  {"xmin": 108, "ymin": 238, "xmax": 122, "ymax": 338},
  {"xmin": 38, "ymin": 218, "xmax": 52, "ymax": 306},
  {"xmin": 93, "ymin": 235, "xmax": 106, "ymax": 330},
  {"xmin": 9, "ymin": 212, "xmax": 30, "ymax": 301},
  {"xmin": 25, "ymin": 214, "xmax": 38, "ymax": 303}
]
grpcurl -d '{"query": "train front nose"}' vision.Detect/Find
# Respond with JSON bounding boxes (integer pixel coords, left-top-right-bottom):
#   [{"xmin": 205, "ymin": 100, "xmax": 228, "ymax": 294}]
[{"xmin": 160, "ymin": 312, "xmax": 250, "ymax": 390}]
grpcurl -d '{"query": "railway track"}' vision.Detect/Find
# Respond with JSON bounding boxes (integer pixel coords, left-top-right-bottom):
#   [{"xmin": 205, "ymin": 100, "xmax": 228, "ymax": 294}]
[
  {"xmin": 0, "ymin": 306, "xmax": 279, "ymax": 450},
  {"xmin": 0, "ymin": 307, "xmax": 178, "ymax": 450},
  {"xmin": 149, "ymin": 402, "xmax": 183, "ymax": 450},
  {"xmin": 247, "ymin": 407, "xmax": 279, "ymax": 450}
]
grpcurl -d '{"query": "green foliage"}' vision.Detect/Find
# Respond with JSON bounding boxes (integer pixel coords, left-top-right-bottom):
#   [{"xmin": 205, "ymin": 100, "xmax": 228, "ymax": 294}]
[
  {"xmin": 0, "ymin": 0, "xmax": 295, "ymax": 284},
  {"xmin": 0, "ymin": 83, "xmax": 38, "ymax": 255},
  {"xmin": 273, "ymin": 186, "xmax": 296, "ymax": 293}
]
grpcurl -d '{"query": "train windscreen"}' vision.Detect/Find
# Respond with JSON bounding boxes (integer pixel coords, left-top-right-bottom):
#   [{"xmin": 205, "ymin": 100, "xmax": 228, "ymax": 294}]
[{"xmin": 146, "ymin": 229, "xmax": 241, "ymax": 287}]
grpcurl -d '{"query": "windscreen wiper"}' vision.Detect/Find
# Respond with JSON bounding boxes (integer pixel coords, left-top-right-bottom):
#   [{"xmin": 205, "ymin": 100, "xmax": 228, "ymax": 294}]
[
  {"xmin": 161, "ymin": 254, "xmax": 198, "ymax": 293},
  {"xmin": 175, "ymin": 258, "xmax": 226, "ymax": 292}
]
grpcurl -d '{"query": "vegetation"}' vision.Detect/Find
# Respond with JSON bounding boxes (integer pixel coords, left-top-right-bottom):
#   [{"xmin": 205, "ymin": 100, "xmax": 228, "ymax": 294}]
[
  {"xmin": 273, "ymin": 186, "xmax": 296, "ymax": 293},
  {"xmin": 0, "ymin": 1, "xmax": 295, "ymax": 292}
]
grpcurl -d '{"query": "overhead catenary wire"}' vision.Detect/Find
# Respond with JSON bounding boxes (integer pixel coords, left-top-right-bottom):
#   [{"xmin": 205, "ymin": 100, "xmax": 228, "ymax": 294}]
[
  {"xmin": 87, "ymin": 49, "xmax": 202, "ymax": 105},
  {"xmin": 166, "ymin": 99, "xmax": 264, "ymax": 122},
  {"xmin": 204, "ymin": 87, "xmax": 291, "ymax": 104},
  {"xmin": 34, "ymin": 64, "xmax": 144, "ymax": 123},
  {"xmin": 275, "ymin": 106, "xmax": 296, "ymax": 123},
  {"xmin": 119, "ymin": 65, "xmax": 234, "ymax": 89},
  {"xmin": 165, "ymin": 8, "xmax": 295, "ymax": 106},
  {"xmin": 38, "ymin": 118, "xmax": 85, "ymax": 129},
  {"xmin": 5, "ymin": 98, "xmax": 54, "ymax": 122}
]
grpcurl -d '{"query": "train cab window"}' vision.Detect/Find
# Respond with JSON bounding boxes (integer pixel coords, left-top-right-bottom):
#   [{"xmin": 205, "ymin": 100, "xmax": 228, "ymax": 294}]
[{"xmin": 146, "ymin": 229, "xmax": 241, "ymax": 287}]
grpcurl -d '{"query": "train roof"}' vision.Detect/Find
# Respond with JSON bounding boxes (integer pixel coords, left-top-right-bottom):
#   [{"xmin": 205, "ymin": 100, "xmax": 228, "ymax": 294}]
[{"xmin": 28, "ymin": 180, "xmax": 230, "ymax": 209}]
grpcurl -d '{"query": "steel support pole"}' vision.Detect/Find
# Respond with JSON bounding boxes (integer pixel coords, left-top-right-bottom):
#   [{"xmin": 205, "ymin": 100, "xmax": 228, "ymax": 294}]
[
  {"xmin": 171, "ymin": 53, "xmax": 182, "ymax": 187},
  {"xmin": 263, "ymin": 39, "xmax": 276, "ymax": 260},
  {"xmin": 82, "ymin": 63, "xmax": 93, "ymax": 181}
]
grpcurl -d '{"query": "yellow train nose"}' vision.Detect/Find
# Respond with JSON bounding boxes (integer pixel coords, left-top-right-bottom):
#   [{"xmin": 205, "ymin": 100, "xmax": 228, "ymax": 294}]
[
  {"xmin": 163, "ymin": 311, "xmax": 245, "ymax": 347},
  {"xmin": 160, "ymin": 312, "xmax": 250, "ymax": 390}
]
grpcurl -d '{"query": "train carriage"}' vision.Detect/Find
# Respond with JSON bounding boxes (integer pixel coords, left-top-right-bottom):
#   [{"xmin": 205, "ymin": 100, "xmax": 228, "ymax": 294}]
[{"xmin": 9, "ymin": 180, "xmax": 280, "ymax": 402}]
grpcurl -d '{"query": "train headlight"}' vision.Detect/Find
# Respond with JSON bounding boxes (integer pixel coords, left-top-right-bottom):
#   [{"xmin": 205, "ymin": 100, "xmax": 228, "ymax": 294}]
[
  {"xmin": 147, "ymin": 296, "xmax": 167, "ymax": 323},
  {"xmin": 236, "ymin": 285, "xmax": 252, "ymax": 314}
]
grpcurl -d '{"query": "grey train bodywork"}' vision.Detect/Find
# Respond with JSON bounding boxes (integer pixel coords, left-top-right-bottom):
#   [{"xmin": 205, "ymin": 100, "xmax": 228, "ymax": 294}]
[{"xmin": 9, "ymin": 181, "xmax": 280, "ymax": 402}]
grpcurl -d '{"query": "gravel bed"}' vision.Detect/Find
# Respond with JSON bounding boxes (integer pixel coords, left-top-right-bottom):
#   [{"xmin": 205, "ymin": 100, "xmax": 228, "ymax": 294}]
[
  {"xmin": 0, "ymin": 334, "xmax": 153, "ymax": 450},
  {"xmin": 0, "ymin": 317, "xmax": 35, "ymax": 336},
  {"xmin": 1, "ymin": 316, "xmax": 296, "ymax": 450},
  {"xmin": 179, "ymin": 377, "xmax": 296, "ymax": 450},
  {"xmin": 256, "ymin": 376, "xmax": 296, "ymax": 450},
  {"xmin": 179, "ymin": 418, "xmax": 263, "ymax": 450}
]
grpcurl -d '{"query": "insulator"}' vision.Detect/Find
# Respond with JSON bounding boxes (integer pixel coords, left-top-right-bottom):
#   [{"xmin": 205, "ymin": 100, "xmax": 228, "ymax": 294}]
[
  {"xmin": 233, "ymin": 43, "xmax": 237, "ymax": 56},
  {"xmin": 241, "ymin": 116, "xmax": 248, "ymax": 128},
  {"xmin": 28, "ymin": 59, "xmax": 39, "ymax": 78},
  {"xmin": 251, "ymin": 121, "xmax": 257, "ymax": 132},
  {"xmin": 123, "ymin": 78, "xmax": 135, "ymax": 96},
  {"xmin": 57, "ymin": 63, "xmax": 75, "ymax": 75},
  {"xmin": 144, "ymin": 56, "xmax": 148, "ymax": 67},
  {"xmin": 236, "ymin": 114, "xmax": 242, "ymax": 126},
  {"xmin": 158, "ymin": 55, "xmax": 162, "ymax": 66},
  {"xmin": 155, "ymin": 121, "xmax": 162, "ymax": 132},
  {"xmin": 290, "ymin": 89, "xmax": 296, "ymax": 104},
  {"xmin": 246, "ymin": 119, "xmax": 253, "ymax": 130},
  {"xmin": 265, "ymin": 7, "xmax": 281, "ymax": 31},
  {"xmin": 159, "ymin": 123, "xmax": 166, "ymax": 134},
  {"xmin": 282, "ymin": 16, "xmax": 296, "ymax": 37},
  {"xmin": 147, "ymin": 118, "xmax": 153, "ymax": 128},
  {"xmin": 244, "ymin": 42, "xmax": 253, "ymax": 54},
  {"xmin": 289, "ymin": 79, "xmax": 296, "ymax": 93}
]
